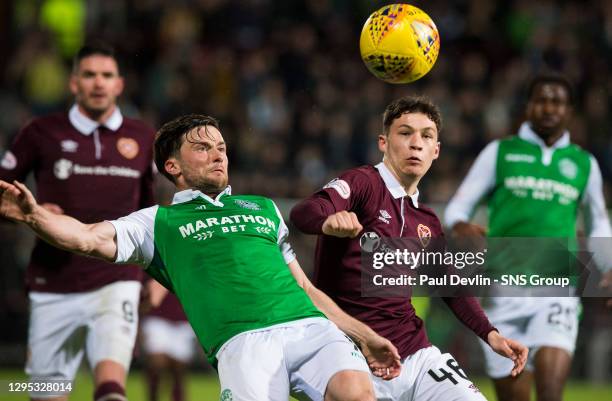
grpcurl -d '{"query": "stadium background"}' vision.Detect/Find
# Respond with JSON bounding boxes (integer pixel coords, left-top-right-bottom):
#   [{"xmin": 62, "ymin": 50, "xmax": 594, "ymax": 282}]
[{"xmin": 0, "ymin": 0, "xmax": 610, "ymax": 399}]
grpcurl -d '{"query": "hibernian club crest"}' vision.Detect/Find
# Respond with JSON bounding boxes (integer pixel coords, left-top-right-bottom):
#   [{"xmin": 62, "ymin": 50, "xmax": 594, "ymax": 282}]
[
  {"xmin": 220, "ymin": 389, "xmax": 233, "ymax": 401},
  {"xmin": 234, "ymin": 199, "xmax": 261, "ymax": 210},
  {"xmin": 558, "ymin": 158, "xmax": 578, "ymax": 180}
]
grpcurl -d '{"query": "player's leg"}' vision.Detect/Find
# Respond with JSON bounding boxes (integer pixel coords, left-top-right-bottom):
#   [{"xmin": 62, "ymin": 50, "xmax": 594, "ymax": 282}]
[
  {"xmin": 141, "ymin": 318, "xmax": 195, "ymax": 401},
  {"xmin": 145, "ymin": 353, "xmax": 170, "ymax": 401},
  {"xmin": 528, "ymin": 297, "xmax": 579, "ymax": 401},
  {"xmin": 325, "ymin": 371, "xmax": 375, "ymax": 401},
  {"xmin": 492, "ymin": 373, "xmax": 532, "ymax": 401},
  {"xmin": 284, "ymin": 318, "xmax": 374, "ymax": 401},
  {"xmin": 169, "ymin": 358, "xmax": 188, "ymax": 401},
  {"xmin": 92, "ymin": 361, "xmax": 127, "ymax": 401},
  {"xmin": 409, "ymin": 346, "xmax": 487, "ymax": 401},
  {"xmin": 86, "ymin": 281, "xmax": 141, "ymax": 401},
  {"xmin": 26, "ymin": 292, "xmax": 87, "ymax": 401},
  {"xmin": 216, "ymin": 328, "xmax": 290, "ymax": 401},
  {"xmin": 141, "ymin": 317, "xmax": 174, "ymax": 401},
  {"xmin": 31, "ymin": 395, "xmax": 68, "ymax": 401},
  {"xmin": 533, "ymin": 347, "xmax": 571, "ymax": 401},
  {"xmin": 481, "ymin": 297, "xmax": 534, "ymax": 401},
  {"xmin": 31, "ymin": 395, "xmax": 69, "ymax": 401},
  {"xmin": 166, "ymin": 322, "xmax": 195, "ymax": 401},
  {"xmin": 31, "ymin": 394, "xmax": 69, "ymax": 401}
]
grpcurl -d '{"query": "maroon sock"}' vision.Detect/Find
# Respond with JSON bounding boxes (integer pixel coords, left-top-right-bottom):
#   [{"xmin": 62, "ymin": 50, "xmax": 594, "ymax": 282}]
[
  {"xmin": 94, "ymin": 381, "xmax": 126, "ymax": 401},
  {"xmin": 146, "ymin": 369, "xmax": 160, "ymax": 401},
  {"xmin": 171, "ymin": 374, "xmax": 184, "ymax": 401}
]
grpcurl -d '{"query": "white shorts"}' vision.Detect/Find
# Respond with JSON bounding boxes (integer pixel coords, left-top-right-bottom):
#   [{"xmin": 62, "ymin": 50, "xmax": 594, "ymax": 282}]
[
  {"xmin": 141, "ymin": 317, "xmax": 196, "ymax": 363},
  {"xmin": 480, "ymin": 297, "xmax": 580, "ymax": 378},
  {"xmin": 26, "ymin": 280, "xmax": 141, "ymax": 395},
  {"xmin": 373, "ymin": 346, "xmax": 487, "ymax": 401},
  {"xmin": 216, "ymin": 317, "xmax": 370, "ymax": 401}
]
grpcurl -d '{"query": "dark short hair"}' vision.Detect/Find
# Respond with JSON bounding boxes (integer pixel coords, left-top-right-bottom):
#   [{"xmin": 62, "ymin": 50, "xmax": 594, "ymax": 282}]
[
  {"xmin": 526, "ymin": 73, "xmax": 574, "ymax": 105},
  {"xmin": 73, "ymin": 41, "xmax": 118, "ymax": 73},
  {"xmin": 382, "ymin": 96, "xmax": 442, "ymax": 135},
  {"xmin": 154, "ymin": 114, "xmax": 221, "ymax": 182}
]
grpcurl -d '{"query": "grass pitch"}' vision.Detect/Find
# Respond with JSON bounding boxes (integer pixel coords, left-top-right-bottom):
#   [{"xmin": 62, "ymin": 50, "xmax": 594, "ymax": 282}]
[{"xmin": 1, "ymin": 369, "xmax": 610, "ymax": 400}]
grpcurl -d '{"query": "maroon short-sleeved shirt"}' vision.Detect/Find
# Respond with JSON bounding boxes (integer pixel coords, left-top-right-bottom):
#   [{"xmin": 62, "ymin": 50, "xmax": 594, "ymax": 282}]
[
  {"xmin": 0, "ymin": 106, "xmax": 155, "ymax": 292},
  {"xmin": 291, "ymin": 163, "xmax": 495, "ymax": 358}
]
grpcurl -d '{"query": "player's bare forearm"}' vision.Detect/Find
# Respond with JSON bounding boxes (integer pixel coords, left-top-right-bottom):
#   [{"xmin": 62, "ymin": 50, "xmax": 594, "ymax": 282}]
[
  {"xmin": 29, "ymin": 209, "xmax": 117, "ymax": 262},
  {"xmin": 0, "ymin": 179, "xmax": 118, "ymax": 262},
  {"xmin": 305, "ymin": 283, "xmax": 401, "ymax": 378},
  {"xmin": 147, "ymin": 279, "xmax": 170, "ymax": 307},
  {"xmin": 287, "ymin": 259, "xmax": 373, "ymax": 343},
  {"xmin": 287, "ymin": 259, "xmax": 401, "ymax": 378},
  {"xmin": 308, "ymin": 285, "xmax": 374, "ymax": 344}
]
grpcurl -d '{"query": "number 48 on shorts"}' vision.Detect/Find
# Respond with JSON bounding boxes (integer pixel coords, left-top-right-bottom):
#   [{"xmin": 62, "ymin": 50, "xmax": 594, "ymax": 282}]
[{"xmin": 428, "ymin": 358, "xmax": 468, "ymax": 385}]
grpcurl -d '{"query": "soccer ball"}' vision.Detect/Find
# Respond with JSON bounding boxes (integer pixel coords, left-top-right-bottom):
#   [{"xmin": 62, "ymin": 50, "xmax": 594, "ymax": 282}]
[{"xmin": 360, "ymin": 4, "xmax": 440, "ymax": 84}]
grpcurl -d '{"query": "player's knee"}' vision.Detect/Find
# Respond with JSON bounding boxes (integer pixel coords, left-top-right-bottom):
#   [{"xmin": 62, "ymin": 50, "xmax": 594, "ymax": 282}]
[
  {"xmin": 94, "ymin": 381, "xmax": 126, "ymax": 401},
  {"xmin": 325, "ymin": 370, "xmax": 375, "ymax": 401},
  {"xmin": 493, "ymin": 376, "xmax": 531, "ymax": 401},
  {"xmin": 535, "ymin": 389, "xmax": 563, "ymax": 401},
  {"xmin": 147, "ymin": 353, "xmax": 171, "ymax": 370}
]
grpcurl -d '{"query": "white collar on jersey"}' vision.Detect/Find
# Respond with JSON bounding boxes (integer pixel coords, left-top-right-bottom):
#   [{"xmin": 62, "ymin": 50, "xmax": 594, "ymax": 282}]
[
  {"xmin": 375, "ymin": 162, "xmax": 419, "ymax": 208},
  {"xmin": 171, "ymin": 186, "xmax": 232, "ymax": 206},
  {"xmin": 68, "ymin": 104, "xmax": 123, "ymax": 136},
  {"xmin": 518, "ymin": 122, "xmax": 570, "ymax": 149}
]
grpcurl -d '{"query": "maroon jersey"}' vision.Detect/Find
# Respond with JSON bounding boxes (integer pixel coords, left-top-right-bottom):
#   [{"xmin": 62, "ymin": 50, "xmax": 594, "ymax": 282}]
[
  {"xmin": 0, "ymin": 105, "xmax": 155, "ymax": 292},
  {"xmin": 290, "ymin": 163, "xmax": 495, "ymax": 359},
  {"xmin": 147, "ymin": 292, "xmax": 189, "ymax": 323}
]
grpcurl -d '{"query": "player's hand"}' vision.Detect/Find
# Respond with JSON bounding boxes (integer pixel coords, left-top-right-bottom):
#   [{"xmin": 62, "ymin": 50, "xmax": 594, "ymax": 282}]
[
  {"xmin": 322, "ymin": 211, "xmax": 363, "ymax": 238},
  {"xmin": 41, "ymin": 203, "xmax": 64, "ymax": 214},
  {"xmin": 139, "ymin": 283, "xmax": 153, "ymax": 314},
  {"xmin": 451, "ymin": 221, "xmax": 486, "ymax": 238},
  {"xmin": 0, "ymin": 180, "xmax": 39, "ymax": 223},
  {"xmin": 360, "ymin": 334, "xmax": 402, "ymax": 380},
  {"xmin": 487, "ymin": 330, "xmax": 528, "ymax": 377},
  {"xmin": 598, "ymin": 270, "xmax": 612, "ymax": 308},
  {"xmin": 140, "ymin": 279, "xmax": 169, "ymax": 314},
  {"xmin": 451, "ymin": 221, "xmax": 487, "ymax": 251}
]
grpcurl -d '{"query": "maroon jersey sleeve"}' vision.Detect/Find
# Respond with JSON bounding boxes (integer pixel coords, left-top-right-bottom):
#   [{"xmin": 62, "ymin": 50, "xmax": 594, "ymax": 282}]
[
  {"xmin": 443, "ymin": 297, "xmax": 497, "ymax": 343},
  {"xmin": 427, "ymin": 218, "xmax": 497, "ymax": 343},
  {"xmin": 290, "ymin": 168, "xmax": 374, "ymax": 234},
  {"xmin": 0, "ymin": 121, "xmax": 41, "ymax": 182}
]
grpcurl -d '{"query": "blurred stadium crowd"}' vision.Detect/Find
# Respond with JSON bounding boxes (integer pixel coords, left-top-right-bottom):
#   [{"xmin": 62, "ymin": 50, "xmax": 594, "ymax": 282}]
[
  {"xmin": 0, "ymin": 0, "xmax": 611, "ymax": 380},
  {"xmin": 2, "ymin": 0, "xmax": 612, "ymax": 199}
]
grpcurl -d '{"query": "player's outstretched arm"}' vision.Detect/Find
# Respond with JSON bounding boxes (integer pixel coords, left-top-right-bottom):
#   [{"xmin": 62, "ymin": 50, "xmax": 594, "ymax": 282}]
[
  {"xmin": 0, "ymin": 180, "xmax": 118, "ymax": 262},
  {"xmin": 287, "ymin": 258, "xmax": 401, "ymax": 380},
  {"xmin": 487, "ymin": 331, "xmax": 528, "ymax": 377}
]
